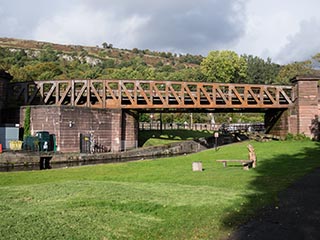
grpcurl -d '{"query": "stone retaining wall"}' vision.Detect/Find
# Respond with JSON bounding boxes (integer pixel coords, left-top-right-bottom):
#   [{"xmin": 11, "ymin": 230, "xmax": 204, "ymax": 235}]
[{"xmin": 0, "ymin": 139, "xmax": 206, "ymax": 170}]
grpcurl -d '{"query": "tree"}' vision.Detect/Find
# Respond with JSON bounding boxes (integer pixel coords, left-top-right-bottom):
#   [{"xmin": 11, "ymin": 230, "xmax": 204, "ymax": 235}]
[
  {"xmin": 102, "ymin": 42, "xmax": 108, "ymax": 49},
  {"xmin": 8, "ymin": 65, "xmax": 30, "ymax": 81},
  {"xmin": 132, "ymin": 48, "xmax": 139, "ymax": 54},
  {"xmin": 242, "ymin": 55, "xmax": 280, "ymax": 84},
  {"xmin": 38, "ymin": 45, "xmax": 58, "ymax": 62},
  {"xmin": 23, "ymin": 62, "xmax": 62, "ymax": 80},
  {"xmin": 102, "ymin": 42, "xmax": 113, "ymax": 49},
  {"xmin": 200, "ymin": 50, "xmax": 247, "ymax": 83},
  {"xmin": 276, "ymin": 60, "xmax": 314, "ymax": 84}
]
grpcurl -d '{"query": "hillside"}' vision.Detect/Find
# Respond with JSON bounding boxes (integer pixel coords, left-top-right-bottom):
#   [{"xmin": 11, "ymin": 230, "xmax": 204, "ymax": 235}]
[
  {"xmin": 0, "ymin": 37, "xmax": 318, "ymax": 86},
  {"xmin": 0, "ymin": 37, "xmax": 206, "ymax": 83},
  {"xmin": 0, "ymin": 37, "xmax": 202, "ymax": 69}
]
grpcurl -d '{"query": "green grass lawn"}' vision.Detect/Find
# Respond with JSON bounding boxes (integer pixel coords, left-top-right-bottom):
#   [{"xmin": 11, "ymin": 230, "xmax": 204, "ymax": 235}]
[
  {"xmin": 0, "ymin": 140, "xmax": 319, "ymax": 239},
  {"xmin": 139, "ymin": 129, "xmax": 213, "ymax": 147}
]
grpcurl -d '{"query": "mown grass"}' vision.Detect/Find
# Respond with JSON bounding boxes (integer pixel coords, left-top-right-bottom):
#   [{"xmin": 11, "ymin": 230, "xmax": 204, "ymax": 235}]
[
  {"xmin": 0, "ymin": 140, "xmax": 319, "ymax": 239},
  {"xmin": 139, "ymin": 129, "xmax": 213, "ymax": 147}
]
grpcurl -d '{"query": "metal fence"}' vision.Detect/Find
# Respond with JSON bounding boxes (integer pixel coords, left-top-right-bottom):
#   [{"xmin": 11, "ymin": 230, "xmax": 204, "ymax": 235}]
[{"xmin": 139, "ymin": 122, "xmax": 265, "ymax": 133}]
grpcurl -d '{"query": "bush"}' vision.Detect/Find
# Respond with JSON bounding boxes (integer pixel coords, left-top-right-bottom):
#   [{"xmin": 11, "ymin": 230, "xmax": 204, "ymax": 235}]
[{"xmin": 285, "ymin": 133, "xmax": 310, "ymax": 141}]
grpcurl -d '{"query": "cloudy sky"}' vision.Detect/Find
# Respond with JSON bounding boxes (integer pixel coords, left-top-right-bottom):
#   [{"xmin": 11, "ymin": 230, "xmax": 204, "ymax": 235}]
[{"xmin": 0, "ymin": 0, "xmax": 319, "ymax": 64}]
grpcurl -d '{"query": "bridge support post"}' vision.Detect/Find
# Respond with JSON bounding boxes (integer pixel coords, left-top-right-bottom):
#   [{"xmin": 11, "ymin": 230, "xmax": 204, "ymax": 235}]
[
  {"xmin": 113, "ymin": 110, "xmax": 138, "ymax": 152},
  {"xmin": 266, "ymin": 76, "xmax": 319, "ymax": 139},
  {"xmin": 19, "ymin": 106, "xmax": 139, "ymax": 153},
  {"xmin": 291, "ymin": 76, "xmax": 320, "ymax": 140},
  {"xmin": 121, "ymin": 110, "xmax": 139, "ymax": 151},
  {"xmin": 265, "ymin": 109, "xmax": 288, "ymax": 137}
]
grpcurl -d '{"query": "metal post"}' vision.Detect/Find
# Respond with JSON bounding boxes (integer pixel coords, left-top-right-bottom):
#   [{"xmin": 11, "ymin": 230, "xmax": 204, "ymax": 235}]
[
  {"xmin": 160, "ymin": 112, "xmax": 163, "ymax": 133},
  {"xmin": 214, "ymin": 132, "xmax": 219, "ymax": 151}
]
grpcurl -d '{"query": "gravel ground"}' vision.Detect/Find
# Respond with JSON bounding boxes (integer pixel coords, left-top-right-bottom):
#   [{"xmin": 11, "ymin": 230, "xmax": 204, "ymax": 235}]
[{"xmin": 228, "ymin": 168, "xmax": 320, "ymax": 240}]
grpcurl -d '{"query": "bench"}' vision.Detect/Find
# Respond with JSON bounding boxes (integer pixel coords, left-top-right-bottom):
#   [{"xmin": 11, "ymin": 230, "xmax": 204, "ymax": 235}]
[
  {"xmin": 216, "ymin": 159, "xmax": 254, "ymax": 170},
  {"xmin": 216, "ymin": 144, "xmax": 257, "ymax": 170}
]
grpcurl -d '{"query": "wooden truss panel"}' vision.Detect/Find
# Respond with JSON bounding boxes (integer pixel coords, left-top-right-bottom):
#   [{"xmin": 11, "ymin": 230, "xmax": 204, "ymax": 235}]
[{"xmin": 8, "ymin": 79, "xmax": 294, "ymax": 110}]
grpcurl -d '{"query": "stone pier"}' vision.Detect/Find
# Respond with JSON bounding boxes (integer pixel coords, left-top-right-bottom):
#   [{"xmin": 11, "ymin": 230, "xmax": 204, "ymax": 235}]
[
  {"xmin": 267, "ymin": 76, "xmax": 320, "ymax": 140},
  {"xmin": 19, "ymin": 106, "xmax": 138, "ymax": 152}
]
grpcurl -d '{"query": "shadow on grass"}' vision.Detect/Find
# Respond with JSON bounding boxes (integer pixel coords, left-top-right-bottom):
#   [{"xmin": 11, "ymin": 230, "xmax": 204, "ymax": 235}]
[
  {"xmin": 138, "ymin": 129, "xmax": 212, "ymax": 147},
  {"xmin": 223, "ymin": 141, "xmax": 320, "ymax": 240}
]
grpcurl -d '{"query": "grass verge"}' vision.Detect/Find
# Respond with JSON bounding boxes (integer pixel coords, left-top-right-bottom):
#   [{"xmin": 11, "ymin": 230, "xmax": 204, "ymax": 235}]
[
  {"xmin": 0, "ymin": 140, "xmax": 319, "ymax": 239},
  {"xmin": 139, "ymin": 129, "xmax": 213, "ymax": 147}
]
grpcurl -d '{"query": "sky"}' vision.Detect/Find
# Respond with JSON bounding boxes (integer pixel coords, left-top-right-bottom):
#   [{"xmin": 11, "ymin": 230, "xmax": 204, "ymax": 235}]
[{"xmin": 0, "ymin": 0, "xmax": 319, "ymax": 64}]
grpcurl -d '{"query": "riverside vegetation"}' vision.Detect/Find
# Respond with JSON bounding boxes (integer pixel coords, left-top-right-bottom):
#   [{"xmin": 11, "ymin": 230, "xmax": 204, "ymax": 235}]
[{"xmin": 0, "ymin": 140, "xmax": 319, "ymax": 239}]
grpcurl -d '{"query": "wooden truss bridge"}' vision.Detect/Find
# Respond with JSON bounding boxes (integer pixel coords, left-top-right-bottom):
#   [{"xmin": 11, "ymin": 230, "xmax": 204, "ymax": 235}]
[{"xmin": 8, "ymin": 79, "xmax": 294, "ymax": 111}]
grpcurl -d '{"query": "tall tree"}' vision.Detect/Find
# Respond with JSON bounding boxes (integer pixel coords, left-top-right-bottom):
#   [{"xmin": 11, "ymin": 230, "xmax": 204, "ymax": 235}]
[
  {"xmin": 276, "ymin": 60, "xmax": 314, "ymax": 84},
  {"xmin": 200, "ymin": 50, "xmax": 247, "ymax": 83},
  {"xmin": 242, "ymin": 55, "xmax": 280, "ymax": 84}
]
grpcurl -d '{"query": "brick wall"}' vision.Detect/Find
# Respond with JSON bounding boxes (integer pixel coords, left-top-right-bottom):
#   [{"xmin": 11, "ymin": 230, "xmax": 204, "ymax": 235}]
[
  {"xmin": 121, "ymin": 111, "xmax": 138, "ymax": 150},
  {"xmin": 19, "ymin": 106, "xmax": 138, "ymax": 152},
  {"xmin": 266, "ymin": 77, "xmax": 319, "ymax": 139},
  {"xmin": 294, "ymin": 78, "xmax": 319, "ymax": 138},
  {"xmin": 110, "ymin": 109, "xmax": 122, "ymax": 152},
  {"xmin": 265, "ymin": 110, "xmax": 289, "ymax": 137}
]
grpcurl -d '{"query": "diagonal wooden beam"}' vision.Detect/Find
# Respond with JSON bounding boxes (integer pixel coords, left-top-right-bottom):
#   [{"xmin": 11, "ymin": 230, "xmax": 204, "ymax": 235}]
[
  {"xmin": 74, "ymin": 81, "xmax": 87, "ymax": 105},
  {"xmin": 168, "ymin": 83, "xmax": 183, "ymax": 105},
  {"xmin": 27, "ymin": 83, "xmax": 40, "ymax": 105},
  {"xmin": 43, "ymin": 83, "xmax": 56, "ymax": 104},
  {"xmin": 216, "ymin": 86, "xmax": 230, "ymax": 105},
  {"xmin": 58, "ymin": 83, "xmax": 71, "ymax": 105},
  {"xmin": 136, "ymin": 82, "xmax": 151, "ymax": 105},
  {"xmin": 199, "ymin": 85, "xmax": 214, "ymax": 105}
]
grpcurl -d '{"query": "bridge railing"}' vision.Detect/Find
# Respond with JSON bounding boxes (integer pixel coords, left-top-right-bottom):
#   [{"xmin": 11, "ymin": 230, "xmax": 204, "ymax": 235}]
[
  {"xmin": 8, "ymin": 79, "xmax": 294, "ymax": 110},
  {"xmin": 139, "ymin": 122, "xmax": 265, "ymax": 132}
]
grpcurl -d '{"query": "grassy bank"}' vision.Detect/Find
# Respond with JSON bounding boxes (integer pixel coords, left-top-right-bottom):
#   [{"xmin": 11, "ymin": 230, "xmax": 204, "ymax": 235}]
[
  {"xmin": 139, "ymin": 129, "xmax": 213, "ymax": 147},
  {"xmin": 0, "ymin": 140, "xmax": 319, "ymax": 239}
]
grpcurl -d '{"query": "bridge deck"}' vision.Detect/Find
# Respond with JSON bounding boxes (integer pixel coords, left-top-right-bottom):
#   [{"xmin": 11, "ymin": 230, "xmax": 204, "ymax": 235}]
[{"xmin": 8, "ymin": 79, "xmax": 294, "ymax": 110}]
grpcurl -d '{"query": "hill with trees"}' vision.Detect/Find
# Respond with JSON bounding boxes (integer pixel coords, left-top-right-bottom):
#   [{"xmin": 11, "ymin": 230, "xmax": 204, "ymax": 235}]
[
  {"xmin": 0, "ymin": 37, "xmax": 204, "ymax": 82},
  {"xmin": 0, "ymin": 35, "xmax": 320, "ymax": 84},
  {"xmin": 1, "ymin": 37, "xmax": 319, "ymax": 124},
  {"xmin": 1, "ymin": 37, "xmax": 318, "ymax": 85}
]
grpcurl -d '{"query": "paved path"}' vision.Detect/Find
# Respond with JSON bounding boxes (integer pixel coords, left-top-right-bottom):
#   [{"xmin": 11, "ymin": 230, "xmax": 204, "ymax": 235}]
[{"xmin": 228, "ymin": 168, "xmax": 320, "ymax": 240}]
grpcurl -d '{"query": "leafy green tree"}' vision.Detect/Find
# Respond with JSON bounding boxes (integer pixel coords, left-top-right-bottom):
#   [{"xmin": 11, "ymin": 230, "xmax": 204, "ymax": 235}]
[
  {"xmin": 139, "ymin": 113, "xmax": 150, "ymax": 122},
  {"xmin": 178, "ymin": 54, "xmax": 203, "ymax": 65},
  {"xmin": 276, "ymin": 60, "xmax": 314, "ymax": 84},
  {"xmin": 163, "ymin": 68, "xmax": 205, "ymax": 82},
  {"xmin": 8, "ymin": 65, "xmax": 30, "ymax": 81},
  {"xmin": 242, "ymin": 55, "xmax": 280, "ymax": 84},
  {"xmin": 83, "ymin": 66, "xmax": 102, "ymax": 79},
  {"xmin": 155, "ymin": 61, "xmax": 164, "ymax": 68},
  {"xmin": 200, "ymin": 50, "xmax": 247, "ymax": 83},
  {"xmin": 39, "ymin": 45, "xmax": 59, "ymax": 62},
  {"xmin": 102, "ymin": 59, "xmax": 115, "ymax": 68},
  {"xmin": 102, "ymin": 42, "xmax": 108, "ymax": 49},
  {"xmin": 22, "ymin": 62, "xmax": 62, "ymax": 80},
  {"xmin": 158, "ymin": 65, "xmax": 175, "ymax": 73},
  {"xmin": 14, "ymin": 49, "xmax": 28, "ymax": 67}
]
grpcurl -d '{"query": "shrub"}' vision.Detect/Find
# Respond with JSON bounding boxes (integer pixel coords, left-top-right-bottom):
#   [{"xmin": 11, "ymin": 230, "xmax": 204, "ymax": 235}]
[{"xmin": 285, "ymin": 133, "xmax": 310, "ymax": 141}]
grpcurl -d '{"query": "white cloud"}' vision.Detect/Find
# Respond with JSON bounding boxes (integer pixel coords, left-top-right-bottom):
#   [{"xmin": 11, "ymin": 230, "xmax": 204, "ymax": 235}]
[
  {"xmin": 275, "ymin": 18, "xmax": 320, "ymax": 63},
  {"xmin": 1, "ymin": 0, "xmax": 320, "ymax": 63},
  {"xmin": 2, "ymin": 0, "xmax": 246, "ymax": 54},
  {"xmin": 234, "ymin": 0, "xmax": 320, "ymax": 63},
  {"xmin": 33, "ymin": 5, "xmax": 151, "ymax": 48}
]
